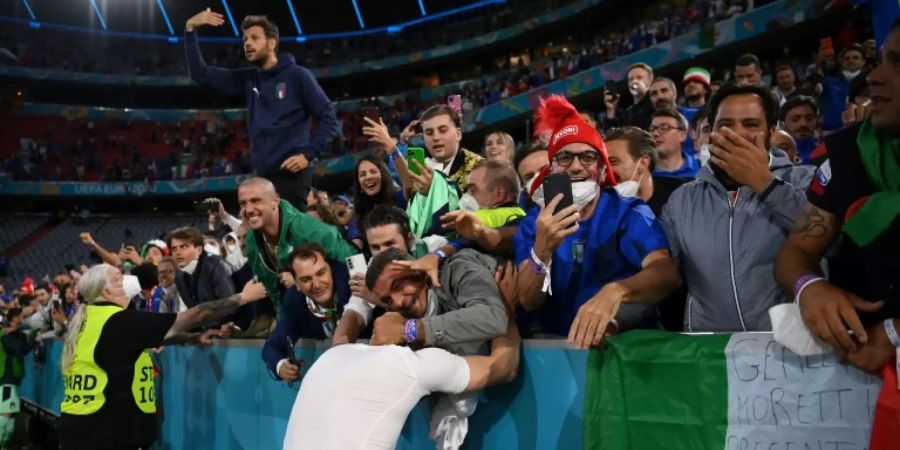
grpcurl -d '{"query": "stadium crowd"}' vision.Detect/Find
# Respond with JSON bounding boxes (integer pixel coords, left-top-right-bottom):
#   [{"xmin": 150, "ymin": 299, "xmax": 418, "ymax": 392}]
[
  {"xmin": 0, "ymin": 0, "xmax": 762, "ymax": 184},
  {"xmin": 0, "ymin": 3, "xmax": 897, "ymax": 449}
]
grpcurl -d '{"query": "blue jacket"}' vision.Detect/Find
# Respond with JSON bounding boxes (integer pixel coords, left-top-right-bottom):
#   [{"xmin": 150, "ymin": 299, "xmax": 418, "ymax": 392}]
[
  {"xmin": 185, "ymin": 31, "xmax": 339, "ymax": 175},
  {"xmin": 261, "ymin": 260, "xmax": 360, "ymax": 378},
  {"xmin": 821, "ymin": 75, "xmax": 852, "ymax": 131},
  {"xmin": 654, "ymin": 150, "xmax": 700, "ymax": 179}
]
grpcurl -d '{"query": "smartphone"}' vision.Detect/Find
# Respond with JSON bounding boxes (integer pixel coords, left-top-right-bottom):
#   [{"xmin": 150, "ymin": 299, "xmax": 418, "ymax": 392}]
[
  {"xmin": 346, "ymin": 254, "xmax": 367, "ymax": 276},
  {"xmin": 447, "ymin": 95, "xmax": 462, "ymax": 117},
  {"xmin": 542, "ymin": 173, "xmax": 574, "ymax": 215},
  {"xmin": 361, "ymin": 106, "xmax": 381, "ymax": 122},
  {"xmin": 194, "ymin": 201, "xmax": 217, "ymax": 214},
  {"xmin": 407, "ymin": 147, "xmax": 426, "ymax": 175},
  {"xmin": 53, "ymin": 300, "xmax": 62, "ymax": 311}
]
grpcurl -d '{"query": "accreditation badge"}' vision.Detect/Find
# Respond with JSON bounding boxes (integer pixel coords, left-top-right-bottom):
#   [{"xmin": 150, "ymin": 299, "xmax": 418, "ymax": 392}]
[{"xmin": 572, "ymin": 239, "xmax": 585, "ymax": 267}]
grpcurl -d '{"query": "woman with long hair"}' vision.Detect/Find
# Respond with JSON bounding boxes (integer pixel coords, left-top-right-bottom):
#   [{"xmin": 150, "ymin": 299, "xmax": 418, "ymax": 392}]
[
  {"xmin": 346, "ymin": 155, "xmax": 407, "ymax": 248},
  {"xmin": 482, "ymin": 131, "xmax": 515, "ymax": 162},
  {"xmin": 58, "ymin": 264, "xmax": 267, "ymax": 450}
]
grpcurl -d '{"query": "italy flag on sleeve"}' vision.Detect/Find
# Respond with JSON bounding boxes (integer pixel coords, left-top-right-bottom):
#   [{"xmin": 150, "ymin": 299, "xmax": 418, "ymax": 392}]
[{"xmin": 584, "ymin": 331, "xmax": 882, "ymax": 450}]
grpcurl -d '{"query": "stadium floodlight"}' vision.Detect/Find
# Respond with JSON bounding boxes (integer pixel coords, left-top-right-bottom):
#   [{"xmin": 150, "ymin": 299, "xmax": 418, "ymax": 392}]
[
  {"xmin": 286, "ymin": 0, "xmax": 303, "ymax": 35},
  {"xmin": 219, "ymin": 0, "xmax": 240, "ymax": 37},
  {"xmin": 20, "ymin": 0, "xmax": 36, "ymax": 20},
  {"xmin": 351, "ymin": 0, "xmax": 365, "ymax": 29},
  {"xmin": 156, "ymin": 0, "xmax": 175, "ymax": 35},
  {"xmin": 90, "ymin": 0, "xmax": 107, "ymax": 30}
]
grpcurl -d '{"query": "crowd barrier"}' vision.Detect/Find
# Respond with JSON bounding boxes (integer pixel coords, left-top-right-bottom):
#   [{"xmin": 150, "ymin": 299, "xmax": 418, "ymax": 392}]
[
  {"xmin": 0, "ymin": 0, "xmax": 603, "ymax": 85},
  {"xmin": 21, "ymin": 331, "xmax": 879, "ymax": 449}
]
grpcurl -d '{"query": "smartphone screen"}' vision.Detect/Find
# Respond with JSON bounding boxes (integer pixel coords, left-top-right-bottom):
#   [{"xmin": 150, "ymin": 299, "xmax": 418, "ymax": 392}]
[
  {"xmin": 407, "ymin": 147, "xmax": 426, "ymax": 175},
  {"xmin": 542, "ymin": 173, "xmax": 574, "ymax": 215}
]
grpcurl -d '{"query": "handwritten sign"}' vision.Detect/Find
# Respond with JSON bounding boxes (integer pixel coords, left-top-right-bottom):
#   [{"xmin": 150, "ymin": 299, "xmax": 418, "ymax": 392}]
[{"xmin": 725, "ymin": 334, "xmax": 881, "ymax": 450}]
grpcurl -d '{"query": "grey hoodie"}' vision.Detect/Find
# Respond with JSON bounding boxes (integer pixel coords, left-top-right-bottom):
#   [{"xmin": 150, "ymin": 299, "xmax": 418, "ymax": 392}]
[{"xmin": 660, "ymin": 150, "xmax": 815, "ymax": 332}]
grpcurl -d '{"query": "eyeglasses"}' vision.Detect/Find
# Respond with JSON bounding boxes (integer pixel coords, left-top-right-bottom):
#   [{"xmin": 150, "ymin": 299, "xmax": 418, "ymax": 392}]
[
  {"xmin": 649, "ymin": 124, "xmax": 684, "ymax": 134},
  {"xmin": 553, "ymin": 150, "xmax": 600, "ymax": 167}
]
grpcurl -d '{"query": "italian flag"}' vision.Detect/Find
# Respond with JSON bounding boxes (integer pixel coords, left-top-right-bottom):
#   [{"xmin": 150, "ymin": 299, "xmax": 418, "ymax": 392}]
[{"xmin": 584, "ymin": 331, "xmax": 884, "ymax": 450}]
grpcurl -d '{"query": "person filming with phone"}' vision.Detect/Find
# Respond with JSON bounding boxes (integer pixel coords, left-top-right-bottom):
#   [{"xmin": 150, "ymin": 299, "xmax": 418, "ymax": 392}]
[
  {"xmin": 263, "ymin": 243, "xmax": 358, "ymax": 382},
  {"xmin": 514, "ymin": 95, "xmax": 681, "ymax": 349}
]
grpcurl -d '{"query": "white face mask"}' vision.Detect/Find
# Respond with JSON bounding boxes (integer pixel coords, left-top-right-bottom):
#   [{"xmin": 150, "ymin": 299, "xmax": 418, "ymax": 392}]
[
  {"xmin": 123, "ymin": 275, "xmax": 142, "ymax": 299},
  {"xmin": 613, "ymin": 166, "xmax": 643, "ymax": 198},
  {"xmin": 226, "ymin": 244, "xmax": 238, "ymax": 254},
  {"xmin": 842, "ymin": 69, "xmax": 862, "ymax": 80},
  {"xmin": 628, "ymin": 80, "xmax": 645, "ymax": 98},
  {"xmin": 572, "ymin": 181, "xmax": 600, "ymax": 211},
  {"xmin": 699, "ymin": 144, "xmax": 711, "ymax": 166},
  {"xmin": 204, "ymin": 243, "xmax": 221, "ymax": 256},
  {"xmin": 459, "ymin": 193, "xmax": 480, "ymax": 212}
]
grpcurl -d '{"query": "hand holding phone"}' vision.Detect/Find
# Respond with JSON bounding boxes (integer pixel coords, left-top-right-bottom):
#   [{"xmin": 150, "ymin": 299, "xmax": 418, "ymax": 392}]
[
  {"xmin": 362, "ymin": 106, "xmax": 381, "ymax": 122},
  {"xmin": 406, "ymin": 147, "xmax": 427, "ymax": 176},
  {"xmin": 542, "ymin": 173, "xmax": 574, "ymax": 215},
  {"xmin": 346, "ymin": 254, "xmax": 367, "ymax": 276}
]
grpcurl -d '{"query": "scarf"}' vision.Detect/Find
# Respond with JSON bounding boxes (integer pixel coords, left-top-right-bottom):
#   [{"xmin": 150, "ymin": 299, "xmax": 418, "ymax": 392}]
[{"xmin": 844, "ymin": 119, "xmax": 900, "ymax": 246}]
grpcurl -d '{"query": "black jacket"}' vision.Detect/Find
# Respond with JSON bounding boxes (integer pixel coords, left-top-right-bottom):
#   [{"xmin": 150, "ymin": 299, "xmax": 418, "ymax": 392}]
[{"xmin": 175, "ymin": 252, "xmax": 236, "ymax": 308}]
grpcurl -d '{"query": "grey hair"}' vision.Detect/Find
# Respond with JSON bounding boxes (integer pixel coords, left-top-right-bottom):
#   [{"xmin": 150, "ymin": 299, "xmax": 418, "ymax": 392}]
[{"xmin": 61, "ymin": 264, "xmax": 112, "ymax": 372}]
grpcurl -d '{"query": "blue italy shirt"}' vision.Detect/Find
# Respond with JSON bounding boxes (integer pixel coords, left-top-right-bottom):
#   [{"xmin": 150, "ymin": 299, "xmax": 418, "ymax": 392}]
[{"xmin": 514, "ymin": 190, "xmax": 670, "ymax": 335}]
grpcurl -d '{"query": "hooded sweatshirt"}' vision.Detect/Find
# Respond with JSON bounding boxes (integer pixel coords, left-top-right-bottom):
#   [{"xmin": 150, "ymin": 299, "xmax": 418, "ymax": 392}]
[
  {"xmin": 659, "ymin": 150, "xmax": 815, "ymax": 332},
  {"xmin": 185, "ymin": 31, "xmax": 339, "ymax": 175}
]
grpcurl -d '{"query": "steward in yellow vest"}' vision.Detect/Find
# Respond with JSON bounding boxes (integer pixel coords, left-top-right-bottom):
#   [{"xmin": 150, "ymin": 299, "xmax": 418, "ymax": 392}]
[{"xmin": 59, "ymin": 264, "xmax": 267, "ymax": 450}]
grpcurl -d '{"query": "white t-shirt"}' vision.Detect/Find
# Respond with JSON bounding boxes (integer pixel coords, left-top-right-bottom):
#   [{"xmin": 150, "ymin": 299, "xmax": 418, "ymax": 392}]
[{"xmin": 283, "ymin": 344, "xmax": 469, "ymax": 450}]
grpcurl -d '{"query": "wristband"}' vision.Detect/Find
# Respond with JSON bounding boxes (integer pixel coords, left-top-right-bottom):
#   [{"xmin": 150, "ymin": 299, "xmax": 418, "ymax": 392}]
[
  {"xmin": 404, "ymin": 319, "xmax": 418, "ymax": 344},
  {"xmin": 389, "ymin": 150, "xmax": 405, "ymax": 161},
  {"xmin": 433, "ymin": 250, "xmax": 448, "ymax": 265},
  {"xmin": 530, "ymin": 248, "xmax": 553, "ymax": 295},
  {"xmin": 793, "ymin": 274, "xmax": 825, "ymax": 305},
  {"xmin": 884, "ymin": 319, "xmax": 900, "ymax": 389}
]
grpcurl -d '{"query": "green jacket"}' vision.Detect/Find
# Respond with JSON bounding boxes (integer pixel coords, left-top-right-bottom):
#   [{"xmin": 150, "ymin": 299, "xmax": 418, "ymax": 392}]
[{"xmin": 246, "ymin": 200, "xmax": 358, "ymax": 318}]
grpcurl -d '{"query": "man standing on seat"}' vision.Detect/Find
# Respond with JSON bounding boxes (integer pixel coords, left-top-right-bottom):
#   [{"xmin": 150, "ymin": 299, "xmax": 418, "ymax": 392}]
[{"xmin": 184, "ymin": 9, "xmax": 339, "ymax": 210}]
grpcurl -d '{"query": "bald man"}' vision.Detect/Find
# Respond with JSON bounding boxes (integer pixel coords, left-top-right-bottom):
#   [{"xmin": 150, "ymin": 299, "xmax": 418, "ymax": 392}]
[
  {"xmin": 771, "ymin": 130, "xmax": 800, "ymax": 165},
  {"xmin": 238, "ymin": 177, "xmax": 357, "ymax": 317}
]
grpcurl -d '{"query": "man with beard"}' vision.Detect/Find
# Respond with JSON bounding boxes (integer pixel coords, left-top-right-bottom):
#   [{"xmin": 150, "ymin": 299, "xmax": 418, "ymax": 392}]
[
  {"xmin": 780, "ymin": 96, "xmax": 821, "ymax": 164},
  {"xmin": 659, "ymin": 84, "xmax": 815, "ymax": 332},
  {"xmin": 184, "ymin": 10, "xmax": 338, "ymax": 210}
]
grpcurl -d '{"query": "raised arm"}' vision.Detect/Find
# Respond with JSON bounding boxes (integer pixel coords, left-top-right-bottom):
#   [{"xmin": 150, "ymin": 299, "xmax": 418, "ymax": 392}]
[
  {"xmin": 164, "ymin": 280, "xmax": 266, "ymax": 341},
  {"xmin": 184, "ymin": 9, "xmax": 245, "ymax": 95},
  {"xmin": 79, "ymin": 232, "xmax": 123, "ymax": 267}
]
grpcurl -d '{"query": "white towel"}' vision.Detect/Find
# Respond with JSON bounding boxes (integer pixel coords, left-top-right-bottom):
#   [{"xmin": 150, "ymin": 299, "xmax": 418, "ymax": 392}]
[{"xmin": 429, "ymin": 393, "xmax": 478, "ymax": 450}]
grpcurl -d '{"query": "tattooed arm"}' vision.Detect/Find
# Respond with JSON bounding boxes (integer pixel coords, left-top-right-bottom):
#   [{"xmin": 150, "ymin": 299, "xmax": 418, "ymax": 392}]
[
  {"xmin": 774, "ymin": 201, "xmax": 838, "ymax": 293},
  {"xmin": 163, "ymin": 280, "xmax": 266, "ymax": 341},
  {"xmin": 775, "ymin": 202, "xmax": 885, "ymax": 356}
]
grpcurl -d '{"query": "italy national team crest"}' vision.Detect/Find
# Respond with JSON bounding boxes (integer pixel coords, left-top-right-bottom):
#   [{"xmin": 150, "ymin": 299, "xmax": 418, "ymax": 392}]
[{"xmin": 276, "ymin": 82, "xmax": 287, "ymax": 100}]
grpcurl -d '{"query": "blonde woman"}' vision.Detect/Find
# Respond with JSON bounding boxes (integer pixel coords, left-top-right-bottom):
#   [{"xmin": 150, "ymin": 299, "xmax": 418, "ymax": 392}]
[
  {"xmin": 482, "ymin": 131, "xmax": 515, "ymax": 162},
  {"xmin": 58, "ymin": 264, "xmax": 266, "ymax": 450}
]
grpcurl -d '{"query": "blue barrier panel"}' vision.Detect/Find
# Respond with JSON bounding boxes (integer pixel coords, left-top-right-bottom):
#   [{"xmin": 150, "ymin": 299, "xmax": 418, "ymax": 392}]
[{"xmin": 22, "ymin": 339, "xmax": 588, "ymax": 449}]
